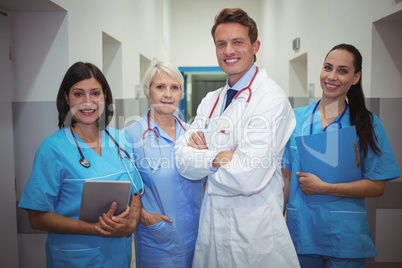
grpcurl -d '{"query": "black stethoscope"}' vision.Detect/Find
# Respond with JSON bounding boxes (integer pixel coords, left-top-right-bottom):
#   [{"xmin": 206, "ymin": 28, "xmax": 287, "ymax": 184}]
[
  {"xmin": 70, "ymin": 127, "xmax": 144, "ymax": 194},
  {"xmin": 310, "ymin": 99, "xmax": 348, "ymax": 134},
  {"xmin": 71, "ymin": 128, "xmax": 132, "ymax": 168},
  {"xmin": 142, "ymin": 111, "xmax": 187, "ymax": 171},
  {"xmin": 204, "ymin": 67, "xmax": 259, "ymax": 129}
]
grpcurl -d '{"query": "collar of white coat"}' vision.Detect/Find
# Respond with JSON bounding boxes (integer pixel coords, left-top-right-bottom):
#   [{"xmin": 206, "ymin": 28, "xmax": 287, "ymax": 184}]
[
  {"xmin": 226, "ymin": 65, "xmax": 257, "ymax": 91},
  {"xmin": 222, "ymin": 65, "xmax": 267, "ymax": 99}
]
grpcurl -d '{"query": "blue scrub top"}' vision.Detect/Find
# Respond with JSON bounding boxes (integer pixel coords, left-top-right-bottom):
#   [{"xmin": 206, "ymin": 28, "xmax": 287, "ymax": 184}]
[
  {"xmin": 123, "ymin": 110, "xmax": 204, "ymax": 268},
  {"xmin": 282, "ymin": 102, "xmax": 400, "ymax": 258},
  {"xmin": 19, "ymin": 127, "xmax": 143, "ymax": 268}
]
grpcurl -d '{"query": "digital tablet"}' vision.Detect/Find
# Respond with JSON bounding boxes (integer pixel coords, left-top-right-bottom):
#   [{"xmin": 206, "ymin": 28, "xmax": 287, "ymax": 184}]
[{"xmin": 79, "ymin": 180, "xmax": 132, "ymax": 223}]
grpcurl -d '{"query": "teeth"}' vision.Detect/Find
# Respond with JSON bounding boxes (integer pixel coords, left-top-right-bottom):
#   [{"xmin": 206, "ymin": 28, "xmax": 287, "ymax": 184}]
[
  {"xmin": 226, "ymin": 59, "xmax": 239, "ymax": 63},
  {"xmin": 327, "ymin": 84, "xmax": 337, "ymax": 89},
  {"xmin": 82, "ymin": 109, "xmax": 95, "ymax": 113}
]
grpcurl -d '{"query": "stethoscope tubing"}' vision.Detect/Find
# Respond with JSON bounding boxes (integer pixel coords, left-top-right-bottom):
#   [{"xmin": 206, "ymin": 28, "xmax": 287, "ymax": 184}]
[
  {"xmin": 142, "ymin": 111, "xmax": 187, "ymax": 171},
  {"xmin": 143, "ymin": 111, "xmax": 187, "ymax": 139},
  {"xmin": 205, "ymin": 67, "xmax": 259, "ymax": 129},
  {"xmin": 70, "ymin": 128, "xmax": 91, "ymax": 168},
  {"xmin": 104, "ymin": 129, "xmax": 144, "ymax": 195},
  {"xmin": 71, "ymin": 127, "xmax": 144, "ymax": 195},
  {"xmin": 310, "ymin": 99, "xmax": 348, "ymax": 135}
]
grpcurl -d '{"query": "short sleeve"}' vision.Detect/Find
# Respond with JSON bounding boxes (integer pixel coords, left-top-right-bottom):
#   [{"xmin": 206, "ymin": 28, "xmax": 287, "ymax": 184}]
[
  {"xmin": 18, "ymin": 138, "xmax": 63, "ymax": 212},
  {"xmin": 362, "ymin": 115, "xmax": 401, "ymax": 181}
]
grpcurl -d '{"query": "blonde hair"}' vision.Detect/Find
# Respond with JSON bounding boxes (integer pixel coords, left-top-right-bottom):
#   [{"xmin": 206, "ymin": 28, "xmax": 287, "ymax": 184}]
[{"xmin": 143, "ymin": 62, "xmax": 184, "ymax": 99}]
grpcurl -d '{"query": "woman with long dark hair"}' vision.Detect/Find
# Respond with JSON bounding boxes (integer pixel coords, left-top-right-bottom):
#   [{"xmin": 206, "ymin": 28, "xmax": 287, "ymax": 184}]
[
  {"xmin": 282, "ymin": 44, "xmax": 400, "ymax": 267},
  {"xmin": 19, "ymin": 62, "xmax": 143, "ymax": 267}
]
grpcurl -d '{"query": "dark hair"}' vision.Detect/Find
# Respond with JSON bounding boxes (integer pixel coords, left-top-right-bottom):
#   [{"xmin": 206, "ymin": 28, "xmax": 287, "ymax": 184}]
[
  {"xmin": 325, "ymin": 44, "xmax": 380, "ymax": 156},
  {"xmin": 211, "ymin": 8, "xmax": 258, "ymax": 62},
  {"xmin": 56, "ymin": 62, "xmax": 113, "ymax": 129}
]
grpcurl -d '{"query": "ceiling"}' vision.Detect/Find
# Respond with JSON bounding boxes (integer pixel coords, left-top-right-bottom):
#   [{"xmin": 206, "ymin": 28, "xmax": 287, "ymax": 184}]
[{"xmin": 0, "ymin": 0, "xmax": 64, "ymax": 12}]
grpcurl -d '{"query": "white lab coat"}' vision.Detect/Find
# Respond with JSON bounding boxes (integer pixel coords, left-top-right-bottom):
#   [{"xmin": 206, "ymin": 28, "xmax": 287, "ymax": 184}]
[{"xmin": 175, "ymin": 69, "xmax": 299, "ymax": 268}]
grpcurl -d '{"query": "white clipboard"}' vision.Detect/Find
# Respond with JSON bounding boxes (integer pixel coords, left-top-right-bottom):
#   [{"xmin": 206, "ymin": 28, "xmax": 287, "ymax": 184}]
[{"xmin": 79, "ymin": 180, "xmax": 132, "ymax": 223}]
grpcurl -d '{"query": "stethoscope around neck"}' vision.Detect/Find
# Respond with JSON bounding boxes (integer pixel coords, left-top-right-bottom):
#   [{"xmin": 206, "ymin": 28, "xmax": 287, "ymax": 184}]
[
  {"xmin": 70, "ymin": 127, "xmax": 144, "ymax": 195},
  {"xmin": 310, "ymin": 99, "xmax": 348, "ymax": 135},
  {"xmin": 142, "ymin": 111, "xmax": 187, "ymax": 171},
  {"xmin": 204, "ymin": 67, "xmax": 259, "ymax": 129}
]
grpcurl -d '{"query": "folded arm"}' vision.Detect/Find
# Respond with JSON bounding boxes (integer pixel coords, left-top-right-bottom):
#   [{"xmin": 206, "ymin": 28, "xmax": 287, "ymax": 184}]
[
  {"xmin": 187, "ymin": 131, "xmax": 234, "ymax": 169},
  {"xmin": 178, "ymin": 94, "xmax": 295, "ymax": 196}
]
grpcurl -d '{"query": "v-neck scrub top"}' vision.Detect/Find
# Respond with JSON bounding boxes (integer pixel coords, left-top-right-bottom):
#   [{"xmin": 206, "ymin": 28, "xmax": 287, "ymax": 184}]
[
  {"xmin": 123, "ymin": 111, "xmax": 204, "ymax": 268},
  {"xmin": 18, "ymin": 127, "xmax": 143, "ymax": 268},
  {"xmin": 282, "ymin": 102, "xmax": 401, "ymax": 258}
]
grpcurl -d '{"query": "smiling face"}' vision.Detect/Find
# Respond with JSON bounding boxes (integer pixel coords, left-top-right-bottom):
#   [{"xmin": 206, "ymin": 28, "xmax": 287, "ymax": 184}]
[
  {"xmin": 148, "ymin": 70, "xmax": 182, "ymax": 117},
  {"xmin": 214, "ymin": 22, "xmax": 260, "ymax": 86},
  {"xmin": 65, "ymin": 77, "xmax": 105, "ymax": 128},
  {"xmin": 320, "ymin": 49, "xmax": 361, "ymax": 102}
]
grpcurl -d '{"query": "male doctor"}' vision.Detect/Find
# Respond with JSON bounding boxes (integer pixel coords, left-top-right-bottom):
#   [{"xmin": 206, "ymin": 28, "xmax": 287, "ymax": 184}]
[{"xmin": 175, "ymin": 8, "xmax": 299, "ymax": 267}]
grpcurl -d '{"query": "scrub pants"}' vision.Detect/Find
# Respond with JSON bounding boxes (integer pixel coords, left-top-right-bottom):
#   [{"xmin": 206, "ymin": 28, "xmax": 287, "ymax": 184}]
[{"xmin": 298, "ymin": 254, "xmax": 365, "ymax": 268}]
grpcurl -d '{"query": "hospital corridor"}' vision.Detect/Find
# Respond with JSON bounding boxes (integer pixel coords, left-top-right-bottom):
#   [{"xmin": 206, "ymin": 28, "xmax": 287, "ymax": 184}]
[{"xmin": 1, "ymin": 0, "xmax": 401, "ymax": 267}]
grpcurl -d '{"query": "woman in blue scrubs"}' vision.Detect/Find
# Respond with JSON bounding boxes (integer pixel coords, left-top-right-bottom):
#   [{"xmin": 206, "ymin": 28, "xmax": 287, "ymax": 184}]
[
  {"xmin": 18, "ymin": 62, "xmax": 142, "ymax": 268},
  {"xmin": 282, "ymin": 44, "xmax": 400, "ymax": 268},
  {"xmin": 123, "ymin": 62, "xmax": 204, "ymax": 267}
]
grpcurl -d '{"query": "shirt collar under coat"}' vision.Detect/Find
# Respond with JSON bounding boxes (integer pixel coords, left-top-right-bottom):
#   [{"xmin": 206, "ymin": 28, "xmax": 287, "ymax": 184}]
[
  {"xmin": 220, "ymin": 65, "xmax": 259, "ymax": 115},
  {"xmin": 225, "ymin": 64, "xmax": 257, "ymax": 92}
]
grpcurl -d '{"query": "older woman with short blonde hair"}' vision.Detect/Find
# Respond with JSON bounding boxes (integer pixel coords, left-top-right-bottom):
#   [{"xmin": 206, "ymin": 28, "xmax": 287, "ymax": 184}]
[{"xmin": 123, "ymin": 62, "xmax": 204, "ymax": 267}]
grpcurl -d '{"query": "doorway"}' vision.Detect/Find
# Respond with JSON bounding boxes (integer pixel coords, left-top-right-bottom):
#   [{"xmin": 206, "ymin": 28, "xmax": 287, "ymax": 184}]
[
  {"xmin": 367, "ymin": 9, "xmax": 402, "ymax": 267},
  {"xmin": 178, "ymin": 67, "xmax": 226, "ymax": 122}
]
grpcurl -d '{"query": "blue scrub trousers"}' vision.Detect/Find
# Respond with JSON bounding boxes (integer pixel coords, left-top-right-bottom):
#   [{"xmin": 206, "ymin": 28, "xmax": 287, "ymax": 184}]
[{"xmin": 298, "ymin": 254, "xmax": 365, "ymax": 268}]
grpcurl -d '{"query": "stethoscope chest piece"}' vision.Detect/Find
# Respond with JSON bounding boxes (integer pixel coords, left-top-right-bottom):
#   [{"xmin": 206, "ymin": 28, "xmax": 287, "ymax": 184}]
[
  {"xmin": 70, "ymin": 127, "xmax": 144, "ymax": 195},
  {"xmin": 80, "ymin": 158, "xmax": 91, "ymax": 168}
]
